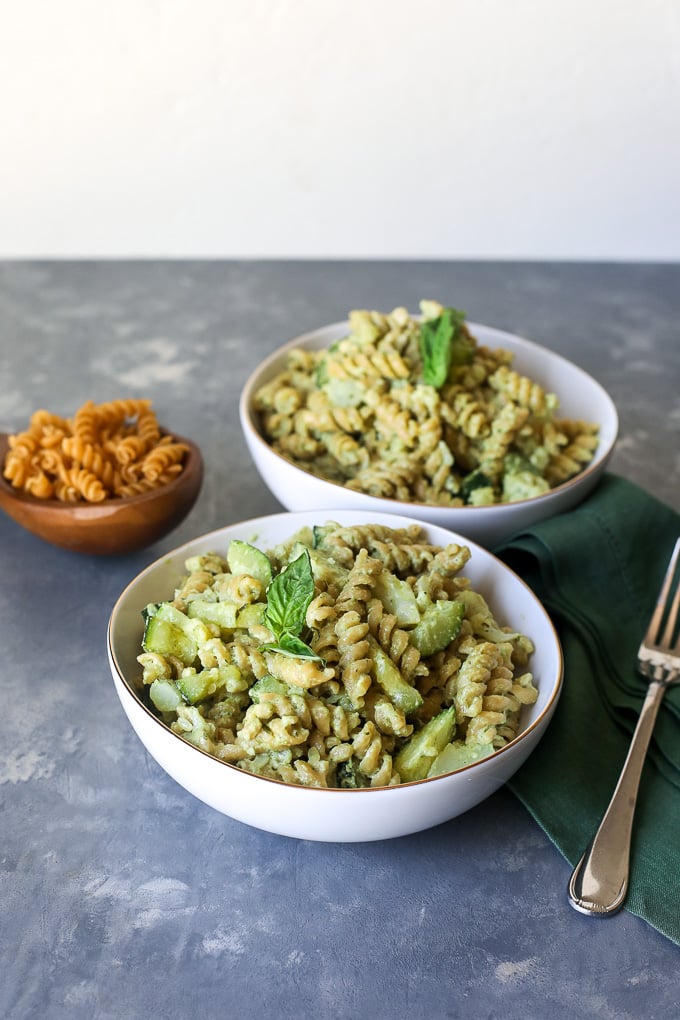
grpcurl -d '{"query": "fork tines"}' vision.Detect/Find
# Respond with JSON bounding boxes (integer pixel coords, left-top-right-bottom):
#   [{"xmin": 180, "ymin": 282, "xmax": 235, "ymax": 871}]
[{"xmin": 643, "ymin": 537, "xmax": 680, "ymax": 654}]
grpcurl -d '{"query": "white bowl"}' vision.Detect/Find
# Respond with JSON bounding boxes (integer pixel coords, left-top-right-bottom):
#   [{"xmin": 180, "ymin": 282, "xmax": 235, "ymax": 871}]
[
  {"xmin": 239, "ymin": 321, "xmax": 619, "ymax": 548},
  {"xmin": 107, "ymin": 510, "xmax": 563, "ymax": 842}
]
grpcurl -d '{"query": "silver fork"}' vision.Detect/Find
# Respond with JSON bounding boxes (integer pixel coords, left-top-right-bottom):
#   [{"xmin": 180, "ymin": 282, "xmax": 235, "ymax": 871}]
[{"xmin": 568, "ymin": 536, "xmax": 680, "ymax": 916}]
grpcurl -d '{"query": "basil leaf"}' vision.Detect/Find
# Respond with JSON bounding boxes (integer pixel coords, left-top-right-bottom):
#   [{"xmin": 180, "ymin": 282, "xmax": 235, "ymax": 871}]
[
  {"xmin": 261, "ymin": 632, "xmax": 324, "ymax": 662},
  {"xmin": 264, "ymin": 550, "xmax": 315, "ymax": 640},
  {"xmin": 419, "ymin": 307, "xmax": 469, "ymax": 388}
]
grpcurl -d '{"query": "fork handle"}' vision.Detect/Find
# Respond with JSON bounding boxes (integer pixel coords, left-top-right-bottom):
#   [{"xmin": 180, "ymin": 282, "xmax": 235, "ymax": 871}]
[{"xmin": 567, "ymin": 679, "xmax": 666, "ymax": 916}]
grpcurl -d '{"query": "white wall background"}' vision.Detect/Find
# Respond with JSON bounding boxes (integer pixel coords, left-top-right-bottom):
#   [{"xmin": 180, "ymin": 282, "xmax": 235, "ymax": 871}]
[{"xmin": 1, "ymin": 0, "xmax": 679, "ymax": 260}]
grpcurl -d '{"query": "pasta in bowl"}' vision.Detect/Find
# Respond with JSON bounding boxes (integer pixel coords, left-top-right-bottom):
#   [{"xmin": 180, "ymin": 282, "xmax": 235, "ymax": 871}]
[
  {"xmin": 0, "ymin": 399, "xmax": 203, "ymax": 553},
  {"xmin": 239, "ymin": 304, "xmax": 619, "ymax": 547},
  {"xmin": 108, "ymin": 510, "xmax": 563, "ymax": 841}
]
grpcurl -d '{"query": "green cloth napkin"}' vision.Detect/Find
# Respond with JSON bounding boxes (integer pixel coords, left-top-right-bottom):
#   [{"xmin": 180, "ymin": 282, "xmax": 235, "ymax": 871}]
[{"xmin": 495, "ymin": 474, "xmax": 680, "ymax": 946}]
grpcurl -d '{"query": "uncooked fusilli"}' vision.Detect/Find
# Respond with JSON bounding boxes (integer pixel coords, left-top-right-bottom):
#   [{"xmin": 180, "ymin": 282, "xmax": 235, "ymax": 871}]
[{"xmin": 3, "ymin": 399, "xmax": 189, "ymax": 502}]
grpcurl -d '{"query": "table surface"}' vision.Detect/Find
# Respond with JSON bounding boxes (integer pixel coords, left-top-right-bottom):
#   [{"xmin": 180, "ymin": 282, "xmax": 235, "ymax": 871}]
[{"xmin": 1, "ymin": 261, "xmax": 679, "ymax": 1020}]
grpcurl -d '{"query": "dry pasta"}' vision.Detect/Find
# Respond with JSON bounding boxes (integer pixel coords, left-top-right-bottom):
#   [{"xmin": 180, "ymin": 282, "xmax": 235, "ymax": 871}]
[
  {"xmin": 136, "ymin": 521, "xmax": 538, "ymax": 788},
  {"xmin": 2, "ymin": 399, "xmax": 188, "ymax": 502},
  {"xmin": 254, "ymin": 301, "xmax": 600, "ymax": 506}
]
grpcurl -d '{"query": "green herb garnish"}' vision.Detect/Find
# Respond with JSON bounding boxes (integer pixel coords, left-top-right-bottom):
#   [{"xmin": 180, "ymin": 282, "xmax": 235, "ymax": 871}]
[
  {"xmin": 419, "ymin": 306, "xmax": 470, "ymax": 388},
  {"xmin": 260, "ymin": 632, "xmax": 321, "ymax": 660},
  {"xmin": 262, "ymin": 550, "xmax": 321, "ymax": 660}
]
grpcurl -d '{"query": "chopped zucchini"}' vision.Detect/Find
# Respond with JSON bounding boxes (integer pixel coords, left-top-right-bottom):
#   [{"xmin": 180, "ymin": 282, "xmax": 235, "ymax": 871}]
[
  {"xmin": 249, "ymin": 674, "xmax": 290, "ymax": 702},
  {"xmin": 187, "ymin": 599, "xmax": 239, "ymax": 629},
  {"xmin": 409, "ymin": 599, "xmax": 465, "ymax": 656},
  {"xmin": 142, "ymin": 602, "xmax": 213, "ymax": 664},
  {"xmin": 373, "ymin": 573, "xmax": 420, "ymax": 627},
  {"xmin": 187, "ymin": 600, "xmax": 265, "ymax": 632},
  {"xmin": 143, "ymin": 616, "xmax": 194, "ymax": 662},
  {"xmin": 236, "ymin": 603, "xmax": 266, "ymax": 629},
  {"xmin": 296, "ymin": 532, "xmax": 349, "ymax": 579},
  {"xmin": 394, "ymin": 706, "xmax": 457, "ymax": 782},
  {"xmin": 288, "ymin": 541, "xmax": 349, "ymax": 589},
  {"xmin": 312, "ymin": 525, "xmax": 334, "ymax": 549},
  {"xmin": 175, "ymin": 668, "xmax": 227, "ymax": 705},
  {"xmin": 502, "ymin": 468, "xmax": 550, "ymax": 503},
  {"xmin": 226, "ymin": 539, "xmax": 273, "ymax": 587},
  {"xmin": 148, "ymin": 678, "xmax": 183, "ymax": 713},
  {"xmin": 368, "ymin": 636, "xmax": 423, "ymax": 715},
  {"xmin": 427, "ymin": 740, "xmax": 494, "ymax": 777},
  {"xmin": 143, "ymin": 608, "xmax": 195, "ymax": 663},
  {"xmin": 503, "ymin": 452, "xmax": 538, "ymax": 476},
  {"xmin": 323, "ymin": 377, "xmax": 365, "ymax": 408}
]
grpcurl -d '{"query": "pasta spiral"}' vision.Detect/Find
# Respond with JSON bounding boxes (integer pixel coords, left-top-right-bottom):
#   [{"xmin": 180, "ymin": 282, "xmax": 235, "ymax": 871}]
[
  {"xmin": 335, "ymin": 610, "xmax": 374, "ymax": 707},
  {"xmin": 335, "ymin": 550, "xmax": 382, "ymax": 614},
  {"xmin": 351, "ymin": 721, "xmax": 395, "ymax": 787},
  {"xmin": 366, "ymin": 598, "xmax": 422, "ymax": 681}
]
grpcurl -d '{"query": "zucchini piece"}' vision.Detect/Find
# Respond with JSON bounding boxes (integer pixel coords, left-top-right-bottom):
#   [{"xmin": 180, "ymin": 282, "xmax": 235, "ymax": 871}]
[
  {"xmin": 368, "ymin": 636, "xmax": 423, "ymax": 715},
  {"xmin": 323, "ymin": 377, "xmax": 365, "ymax": 408},
  {"xmin": 227, "ymin": 539, "xmax": 273, "ymax": 587},
  {"xmin": 249, "ymin": 674, "xmax": 290, "ymax": 703},
  {"xmin": 143, "ymin": 610, "xmax": 196, "ymax": 663},
  {"xmin": 373, "ymin": 573, "xmax": 420, "ymax": 627},
  {"xmin": 142, "ymin": 602, "xmax": 212, "ymax": 664},
  {"xmin": 502, "ymin": 468, "xmax": 550, "ymax": 503},
  {"xmin": 427, "ymin": 740, "xmax": 494, "ymax": 777},
  {"xmin": 289, "ymin": 541, "xmax": 349, "ymax": 589},
  {"xmin": 503, "ymin": 452, "xmax": 537, "ymax": 476},
  {"xmin": 148, "ymin": 679, "xmax": 183, "ymax": 713},
  {"xmin": 394, "ymin": 706, "xmax": 457, "ymax": 783},
  {"xmin": 409, "ymin": 599, "xmax": 465, "ymax": 656},
  {"xmin": 187, "ymin": 598, "xmax": 265, "ymax": 631},
  {"xmin": 154, "ymin": 602, "xmax": 213, "ymax": 641},
  {"xmin": 176, "ymin": 668, "xmax": 226, "ymax": 705},
  {"xmin": 236, "ymin": 603, "xmax": 266, "ymax": 629},
  {"xmin": 312, "ymin": 524, "xmax": 334, "ymax": 549},
  {"xmin": 187, "ymin": 599, "xmax": 239, "ymax": 629}
]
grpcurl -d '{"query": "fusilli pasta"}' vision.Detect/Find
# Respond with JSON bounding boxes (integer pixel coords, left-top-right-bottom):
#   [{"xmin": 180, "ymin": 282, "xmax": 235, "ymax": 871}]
[
  {"xmin": 254, "ymin": 302, "xmax": 600, "ymax": 506},
  {"xmin": 3, "ymin": 399, "xmax": 189, "ymax": 502},
  {"xmin": 137, "ymin": 521, "xmax": 538, "ymax": 788}
]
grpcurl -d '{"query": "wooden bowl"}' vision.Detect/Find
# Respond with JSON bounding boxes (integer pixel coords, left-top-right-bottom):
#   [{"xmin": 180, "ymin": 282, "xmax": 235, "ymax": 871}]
[{"xmin": 0, "ymin": 431, "xmax": 204, "ymax": 555}]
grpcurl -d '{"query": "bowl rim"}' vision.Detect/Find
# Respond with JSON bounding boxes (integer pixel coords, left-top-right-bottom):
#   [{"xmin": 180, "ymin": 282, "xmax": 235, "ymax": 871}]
[
  {"xmin": 239, "ymin": 318, "xmax": 619, "ymax": 516},
  {"xmin": 108, "ymin": 509, "xmax": 565, "ymax": 794},
  {"xmin": 0, "ymin": 430, "xmax": 203, "ymax": 512}
]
